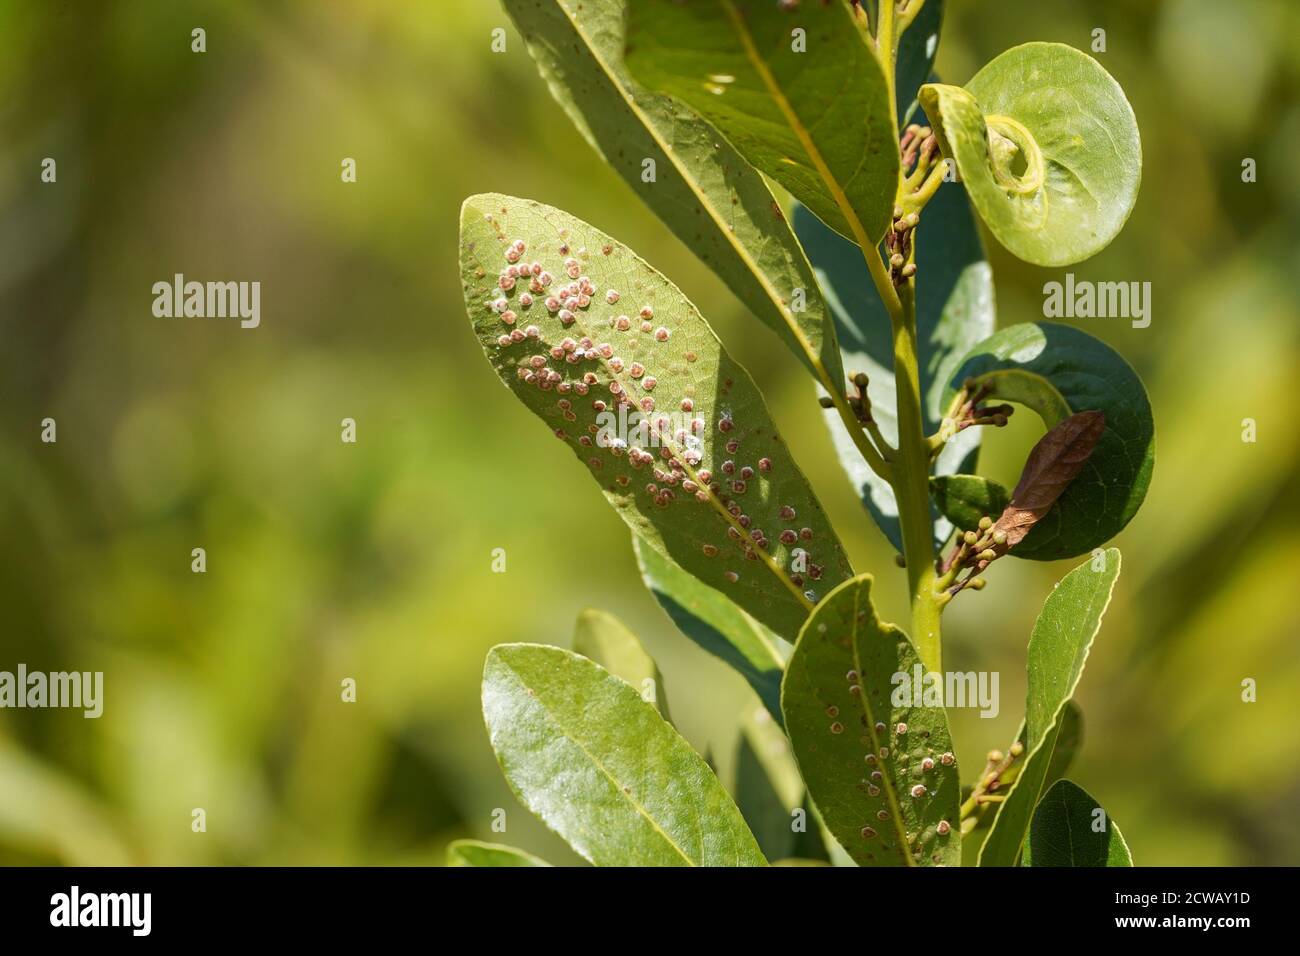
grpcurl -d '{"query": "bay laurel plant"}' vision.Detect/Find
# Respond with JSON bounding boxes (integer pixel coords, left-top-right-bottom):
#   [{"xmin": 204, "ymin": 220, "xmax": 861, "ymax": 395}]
[{"xmin": 455, "ymin": 0, "xmax": 1152, "ymax": 867}]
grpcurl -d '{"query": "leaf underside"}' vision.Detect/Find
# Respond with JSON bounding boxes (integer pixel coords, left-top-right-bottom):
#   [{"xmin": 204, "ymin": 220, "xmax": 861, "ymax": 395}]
[
  {"xmin": 482, "ymin": 643, "xmax": 765, "ymax": 866},
  {"xmin": 634, "ymin": 535, "xmax": 786, "ymax": 724},
  {"xmin": 783, "ymin": 575, "xmax": 960, "ymax": 867},
  {"xmin": 795, "ymin": 152, "xmax": 994, "ymax": 551},
  {"xmin": 460, "ymin": 193, "xmax": 853, "ymax": 639}
]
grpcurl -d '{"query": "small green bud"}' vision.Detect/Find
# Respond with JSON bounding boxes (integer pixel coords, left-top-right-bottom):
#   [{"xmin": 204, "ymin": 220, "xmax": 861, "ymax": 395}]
[
  {"xmin": 853, "ymin": 371, "xmax": 870, "ymax": 389},
  {"xmin": 901, "ymin": 263, "xmax": 917, "ymax": 278},
  {"xmin": 992, "ymin": 530, "xmax": 1008, "ymax": 546},
  {"xmin": 889, "ymin": 253, "xmax": 904, "ymax": 268},
  {"xmin": 978, "ymin": 549, "xmax": 997, "ymax": 562},
  {"xmin": 818, "ymin": 395, "xmax": 835, "ymax": 409},
  {"xmin": 893, "ymin": 204, "xmax": 904, "ymax": 219},
  {"xmin": 988, "ymin": 750, "xmax": 1004, "ymax": 764},
  {"xmin": 992, "ymin": 413, "xmax": 1008, "ymax": 426},
  {"xmin": 968, "ymin": 578, "xmax": 986, "ymax": 591},
  {"xmin": 1009, "ymin": 741, "xmax": 1025, "ymax": 757},
  {"xmin": 963, "ymin": 530, "xmax": 978, "ymax": 545},
  {"xmin": 905, "ymin": 212, "xmax": 919, "ymax": 228},
  {"xmin": 977, "ymin": 516, "xmax": 993, "ymax": 531}
]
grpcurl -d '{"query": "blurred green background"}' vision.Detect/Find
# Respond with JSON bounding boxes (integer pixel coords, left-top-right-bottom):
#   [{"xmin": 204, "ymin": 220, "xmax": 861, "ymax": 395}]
[{"xmin": 1, "ymin": 0, "xmax": 1297, "ymax": 866}]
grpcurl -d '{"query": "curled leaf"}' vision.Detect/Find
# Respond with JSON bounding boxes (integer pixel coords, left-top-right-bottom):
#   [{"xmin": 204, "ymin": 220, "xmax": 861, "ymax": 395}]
[
  {"xmin": 945, "ymin": 323, "xmax": 1154, "ymax": 560},
  {"xmin": 993, "ymin": 410, "xmax": 1105, "ymax": 552},
  {"xmin": 920, "ymin": 43, "xmax": 1141, "ymax": 266}
]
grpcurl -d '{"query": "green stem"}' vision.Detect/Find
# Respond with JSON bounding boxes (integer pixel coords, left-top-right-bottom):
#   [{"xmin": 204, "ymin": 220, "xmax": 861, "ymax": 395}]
[{"xmin": 891, "ymin": 283, "xmax": 942, "ymax": 672}]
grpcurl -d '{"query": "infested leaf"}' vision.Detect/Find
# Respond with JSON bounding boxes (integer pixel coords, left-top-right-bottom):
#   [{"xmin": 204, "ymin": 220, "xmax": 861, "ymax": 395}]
[
  {"xmin": 979, "ymin": 550, "xmax": 1121, "ymax": 866},
  {"xmin": 992, "ymin": 410, "xmax": 1106, "ymax": 551},
  {"xmin": 929, "ymin": 473, "xmax": 1010, "ymax": 533},
  {"xmin": 782, "ymin": 575, "xmax": 961, "ymax": 867},
  {"xmin": 626, "ymin": 0, "xmax": 900, "ymax": 248},
  {"xmin": 446, "ymin": 839, "xmax": 551, "ymax": 867},
  {"xmin": 795, "ymin": 170, "xmax": 995, "ymax": 551},
  {"xmin": 945, "ymin": 323, "xmax": 1153, "ymax": 560},
  {"xmin": 633, "ymin": 535, "xmax": 786, "ymax": 723},
  {"xmin": 573, "ymin": 608, "xmax": 671, "ymax": 720},
  {"xmin": 460, "ymin": 194, "xmax": 853, "ymax": 639},
  {"xmin": 1024, "ymin": 779, "xmax": 1133, "ymax": 867},
  {"xmin": 502, "ymin": 0, "xmax": 845, "ymax": 389},
  {"xmin": 482, "ymin": 643, "xmax": 766, "ymax": 866},
  {"xmin": 920, "ymin": 43, "xmax": 1141, "ymax": 266}
]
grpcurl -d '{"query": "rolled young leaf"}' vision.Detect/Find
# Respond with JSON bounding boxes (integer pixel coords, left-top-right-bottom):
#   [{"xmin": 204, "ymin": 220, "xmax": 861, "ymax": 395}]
[
  {"xmin": 460, "ymin": 194, "xmax": 853, "ymax": 638},
  {"xmin": 919, "ymin": 43, "xmax": 1141, "ymax": 266},
  {"xmin": 944, "ymin": 323, "xmax": 1153, "ymax": 560},
  {"xmin": 502, "ymin": 0, "xmax": 845, "ymax": 390},
  {"xmin": 446, "ymin": 839, "xmax": 552, "ymax": 867},
  {"xmin": 634, "ymin": 535, "xmax": 786, "ymax": 723},
  {"xmin": 979, "ymin": 549, "xmax": 1121, "ymax": 866},
  {"xmin": 782, "ymin": 575, "xmax": 960, "ymax": 867},
  {"xmin": 573, "ymin": 608, "xmax": 671, "ymax": 719},
  {"xmin": 1024, "ymin": 779, "xmax": 1133, "ymax": 867},
  {"xmin": 626, "ymin": 0, "xmax": 900, "ymax": 248},
  {"xmin": 482, "ymin": 643, "xmax": 766, "ymax": 866}
]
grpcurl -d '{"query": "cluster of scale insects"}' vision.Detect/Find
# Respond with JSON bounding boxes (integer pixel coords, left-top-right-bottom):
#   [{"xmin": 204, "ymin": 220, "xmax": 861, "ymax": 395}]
[
  {"xmin": 479, "ymin": 219, "xmax": 827, "ymax": 602},
  {"xmin": 829, "ymin": 666, "xmax": 956, "ymax": 862}
]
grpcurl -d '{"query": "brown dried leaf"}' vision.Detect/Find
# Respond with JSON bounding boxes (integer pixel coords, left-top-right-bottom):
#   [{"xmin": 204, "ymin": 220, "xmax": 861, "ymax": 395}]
[{"xmin": 993, "ymin": 411, "xmax": 1106, "ymax": 550}]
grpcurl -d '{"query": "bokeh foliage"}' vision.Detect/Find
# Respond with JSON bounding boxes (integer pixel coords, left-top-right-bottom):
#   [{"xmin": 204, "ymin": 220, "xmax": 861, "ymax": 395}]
[{"xmin": 1, "ymin": 0, "xmax": 1297, "ymax": 865}]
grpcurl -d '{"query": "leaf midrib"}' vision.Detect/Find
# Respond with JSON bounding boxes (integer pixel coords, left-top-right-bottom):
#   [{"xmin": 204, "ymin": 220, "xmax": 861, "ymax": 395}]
[
  {"xmin": 846, "ymin": 583, "xmax": 916, "ymax": 866},
  {"xmin": 719, "ymin": 0, "xmax": 882, "ymax": 260}
]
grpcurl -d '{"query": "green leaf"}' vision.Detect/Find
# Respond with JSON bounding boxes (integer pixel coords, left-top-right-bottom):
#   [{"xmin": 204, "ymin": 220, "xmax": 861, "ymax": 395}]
[
  {"xmin": 735, "ymin": 708, "xmax": 823, "ymax": 862},
  {"xmin": 573, "ymin": 608, "xmax": 671, "ymax": 720},
  {"xmin": 945, "ymin": 323, "xmax": 1153, "ymax": 560},
  {"xmin": 1024, "ymin": 780, "xmax": 1133, "ymax": 867},
  {"xmin": 482, "ymin": 643, "xmax": 766, "ymax": 866},
  {"xmin": 502, "ymin": 0, "xmax": 844, "ymax": 389},
  {"xmin": 782, "ymin": 575, "xmax": 960, "ymax": 867},
  {"xmin": 626, "ymin": 0, "xmax": 900, "ymax": 248},
  {"xmin": 979, "ymin": 549, "xmax": 1121, "ymax": 867},
  {"xmin": 896, "ymin": 0, "xmax": 944, "ymax": 126},
  {"xmin": 795, "ymin": 173, "xmax": 995, "ymax": 551},
  {"xmin": 446, "ymin": 839, "xmax": 551, "ymax": 867},
  {"xmin": 461, "ymin": 193, "xmax": 854, "ymax": 639},
  {"xmin": 919, "ymin": 43, "xmax": 1141, "ymax": 266},
  {"xmin": 633, "ymin": 535, "xmax": 786, "ymax": 723},
  {"xmin": 929, "ymin": 474, "xmax": 1010, "ymax": 533}
]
